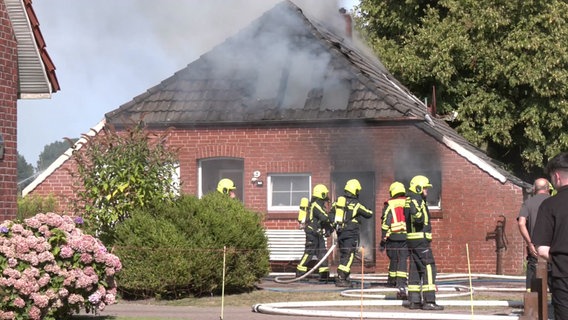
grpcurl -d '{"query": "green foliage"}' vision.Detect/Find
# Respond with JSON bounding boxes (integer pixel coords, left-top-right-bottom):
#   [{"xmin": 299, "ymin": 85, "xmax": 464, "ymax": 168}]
[
  {"xmin": 113, "ymin": 194, "xmax": 270, "ymax": 299},
  {"xmin": 355, "ymin": 0, "xmax": 568, "ymax": 178},
  {"xmin": 17, "ymin": 152, "xmax": 35, "ymax": 192},
  {"xmin": 37, "ymin": 139, "xmax": 77, "ymax": 173},
  {"xmin": 70, "ymin": 124, "xmax": 180, "ymax": 242},
  {"xmin": 17, "ymin": 194, "xmax": 57, "ymax": 220}
]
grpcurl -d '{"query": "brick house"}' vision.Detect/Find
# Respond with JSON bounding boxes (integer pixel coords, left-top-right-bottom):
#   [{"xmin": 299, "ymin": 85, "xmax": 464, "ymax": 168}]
[
  {"xmin": 0, "ymin": 0, "xmax": 59, "ymax": 220},
  {"xmin": 24, "ymin": 1, "xmax": 530, "ymax": 275}
]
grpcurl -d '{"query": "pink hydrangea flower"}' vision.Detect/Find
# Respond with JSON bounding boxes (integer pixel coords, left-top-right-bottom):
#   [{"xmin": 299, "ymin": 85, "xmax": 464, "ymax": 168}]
[{"xmin": 0, "ymin": 213, "xmax": 121, "ymax": 318}]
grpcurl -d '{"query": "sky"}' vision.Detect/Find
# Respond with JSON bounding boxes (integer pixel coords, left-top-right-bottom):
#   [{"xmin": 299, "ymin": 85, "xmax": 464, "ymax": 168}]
[{"xmin": 17, "ymin": 0, "xmax": 359, "ymax": 167}]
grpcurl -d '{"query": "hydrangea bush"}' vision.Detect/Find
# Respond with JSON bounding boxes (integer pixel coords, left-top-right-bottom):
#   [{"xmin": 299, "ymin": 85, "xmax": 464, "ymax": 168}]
[{"xmin": 0, "ymin": 212, "xmax": 122, "ymax": 320}]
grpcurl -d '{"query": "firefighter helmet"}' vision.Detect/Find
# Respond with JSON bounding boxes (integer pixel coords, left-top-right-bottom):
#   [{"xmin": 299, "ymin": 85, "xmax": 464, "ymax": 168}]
[
  {"xmin": 389, "ymin": 181, "xmax": 406, "ymax": 198},
  {"xmin": 344, "ymin": 179, "xmax": 362, "ymax": 196},
  {"xmin": 548, "ymin": 181, "xmax": 557, "ymax": 196},
  {"xmin": 313, "ymin": 184, "xmax": 329, "ymax": 200},
  {"xmin": 409, "ymin": 175, "xmax": 432, "ymax": 193},
  {"xmin": 217, "ymin": 178, "xmax": 236, "ymax": 194}
]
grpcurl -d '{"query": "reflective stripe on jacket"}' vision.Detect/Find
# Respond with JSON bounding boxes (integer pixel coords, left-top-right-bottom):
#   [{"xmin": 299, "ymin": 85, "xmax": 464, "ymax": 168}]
[{"xmin": 405, "ymin": 192, "xmax": 432, "ymax": 241}]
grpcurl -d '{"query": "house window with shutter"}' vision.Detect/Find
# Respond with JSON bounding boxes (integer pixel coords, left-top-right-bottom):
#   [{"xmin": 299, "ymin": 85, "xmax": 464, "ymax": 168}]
[{"xmin": 267, "ymin": 174, "xmax": 311, "ymax": 211}]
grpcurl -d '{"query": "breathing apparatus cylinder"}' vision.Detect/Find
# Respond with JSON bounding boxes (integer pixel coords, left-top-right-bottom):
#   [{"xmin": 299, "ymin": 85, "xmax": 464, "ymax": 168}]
[
  {"xmin": 297, "ymin": 197, "xmax": 309, "ymax": 225},
  {"xmin": 334, "ymin": 196, "xmax": 347, "ymax": 227}
]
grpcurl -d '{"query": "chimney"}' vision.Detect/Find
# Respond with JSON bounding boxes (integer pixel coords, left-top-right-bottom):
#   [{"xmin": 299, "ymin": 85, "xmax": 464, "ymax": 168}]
[{"xmin": 339, "ymin": 8, "xmax": 352, "ymax": 39}]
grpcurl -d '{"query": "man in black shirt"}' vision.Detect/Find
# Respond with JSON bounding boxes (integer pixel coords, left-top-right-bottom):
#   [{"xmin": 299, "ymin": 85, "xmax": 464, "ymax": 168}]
[{"xmin": 533, "ymin": 152, "xmax": 568, "ymax": 320}]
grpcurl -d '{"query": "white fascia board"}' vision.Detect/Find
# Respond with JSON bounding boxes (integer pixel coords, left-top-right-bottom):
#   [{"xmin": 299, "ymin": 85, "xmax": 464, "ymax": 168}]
[
  {"xmin": 442, "ymin": 136, "xmax": 507, "ymax": 183},
  {"xmin": 22, "ymin": 119, "xmax": 106, "ymax": 196}
]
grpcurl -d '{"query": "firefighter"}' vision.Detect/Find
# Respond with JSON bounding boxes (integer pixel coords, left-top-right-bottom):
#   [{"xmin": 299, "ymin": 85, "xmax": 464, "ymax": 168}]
[
  {"xmin": 332, "ymin": 179, "xmax": 373, "ymax": 287},
  {"xmin": 404, "ymin": 175, "xmax": 443, "ymax": 310},
  {"xmin": 380, "ymin": 181, "xmax": 408, "ymax": 299},
  {"xmin": 296, "ymin": 184, "xmax": 333, "ymax": 281},
  {"xmin": 217, "ymin": 178, "xmax": 236, "ymax": 198}
]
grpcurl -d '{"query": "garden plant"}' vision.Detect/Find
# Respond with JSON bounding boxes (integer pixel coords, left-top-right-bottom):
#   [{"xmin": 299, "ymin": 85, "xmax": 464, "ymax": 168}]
[{"xmin": 0, "ymin": 212, "xmax": 121, "ymax": 319}]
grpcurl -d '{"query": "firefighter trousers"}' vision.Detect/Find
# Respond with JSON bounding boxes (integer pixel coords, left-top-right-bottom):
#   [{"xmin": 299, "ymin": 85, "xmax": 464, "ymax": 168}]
[
  {"xmin": 297, "ymin": 230, "xmax": 329, "ymax": 273},
  {"xmin": 407, "ymin": 239, "xmax": 437, "ymax": 304},
  {"xmin": 337, "ymin": 229, "xmax": 358, "ymax": 275},
  {"xmin": 386, "ymin": 239, "xmax": 408, "ymax": 288}
]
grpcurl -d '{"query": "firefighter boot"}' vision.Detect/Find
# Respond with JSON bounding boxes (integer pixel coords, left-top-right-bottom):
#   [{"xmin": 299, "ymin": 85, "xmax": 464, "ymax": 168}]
[
  {"xmin": 422, "ymin": 302, "xmax": 444, "ymax": 311},
  {"xmin": 396, "ymin": 287, "xmax": 407, "ymax": 300},
  {"xmin": 387, "ymin": 276, "xmax": 396, "ymax": 287},
  {"xmin": 319, "ymin": 271, "xmax": 330, "ymax": 283},
  {"xmin": 335, "ymin": 270, "xmax": 351, "ymax": 287}
]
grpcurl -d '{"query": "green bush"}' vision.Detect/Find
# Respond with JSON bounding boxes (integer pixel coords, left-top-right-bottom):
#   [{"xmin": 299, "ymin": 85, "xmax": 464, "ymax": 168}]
[
  {"xmin": 17, "ymin": 195, "xmax": 57, "ymax": 220},
  {"xmin": 113, "ymin": 193, "xmax": 270, "ymax": 299},
  {"xmin": 111, "ymin": 210, "xmax": 193, "ymax": 299}
]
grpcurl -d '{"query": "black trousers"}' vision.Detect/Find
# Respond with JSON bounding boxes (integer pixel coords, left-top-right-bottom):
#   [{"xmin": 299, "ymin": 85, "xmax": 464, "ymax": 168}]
[
  {"xmin": 297, "ymin": 230, "xmax": 328, "ymax": 273},
  {"xmin": 525, "ymin": 254, "xmax": 537, "ymax": 289},
  {"xmin": 337, "ymin": 229, "xmax": 358, "ymax": 274},
  {"xmin": 407, "ymin": 239, "xmax": 437, "ymax": 304},
  {"xmin": 386, "ymin": 239, "xmax": 408, "ymax": 288},
  {"xmin": 552, "ymin": 277, "xmax": 568, "ymax": 320}
]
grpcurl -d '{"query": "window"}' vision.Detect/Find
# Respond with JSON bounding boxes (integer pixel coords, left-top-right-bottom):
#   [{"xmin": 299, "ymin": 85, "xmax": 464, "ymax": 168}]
[
  {"xmin": 394, "ymin": 170, "xmax": 441, "ymax": 209},
  {"xmin": 267, "ymin": 174, "xmax": 311, "ymax": 211},
  {"xmin": 198, "ymin": 158, "xmax": 244, "ymax": 200}
]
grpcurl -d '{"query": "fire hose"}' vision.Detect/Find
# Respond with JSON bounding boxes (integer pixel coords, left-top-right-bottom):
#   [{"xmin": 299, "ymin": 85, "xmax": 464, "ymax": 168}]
[{"xmin": 274, "ymin": 243, "xmax": 337, "ymax": 284}]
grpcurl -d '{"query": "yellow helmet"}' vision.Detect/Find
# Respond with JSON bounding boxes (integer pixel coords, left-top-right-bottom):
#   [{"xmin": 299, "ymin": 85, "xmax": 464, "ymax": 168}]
[
  {"xmin": 344, "ymin": 179, "xmax": 362, "ymax": 196},
  {"xmin": 217, "ymin": 178, "xmax": 236, "ymax": 194},
  {"xmin": 409, "ymin": 175, "xmax": 432, "ymax": 193},
  {"xmin": 389, "ymin": 181, "xmax": 406, "ymax": 198},
  {"xmin": 549, "ymin": 182, "xmax": 557, "ymax": 196},
  {"xmin": 312, "ymin": 184, "xmax": 329, "ymax": 200}
]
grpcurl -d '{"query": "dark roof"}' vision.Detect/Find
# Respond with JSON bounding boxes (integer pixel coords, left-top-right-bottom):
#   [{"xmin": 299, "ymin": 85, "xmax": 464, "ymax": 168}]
[{"xmin": 104, "ymin": 1, "xmax": 528, "ymax": 188}]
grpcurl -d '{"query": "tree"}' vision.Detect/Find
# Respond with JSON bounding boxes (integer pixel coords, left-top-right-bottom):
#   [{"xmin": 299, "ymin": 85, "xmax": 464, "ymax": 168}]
[
  {"xmin": 17, "ymin": 152, "xmax": 35, "ymax": 191},
  {"xmin": 37, "ymin": 139, "xmax": 77, "ymax": 172},
  {"xmin": 70, "ymin": 123, "xmax": 180, "ymax": 242},
  {"xmin": 354, "ymin": 0, "xmax": 568, "ymax": 179}
]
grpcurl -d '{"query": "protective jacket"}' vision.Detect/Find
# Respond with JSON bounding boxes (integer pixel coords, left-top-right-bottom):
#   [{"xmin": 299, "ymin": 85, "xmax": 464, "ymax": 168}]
[
  {"xmin": 381, "ymin": 196, "xmax": 407, "ymax": 241},
  {"xmin": 405, "ymin": 191, "xmax": 432, "ymax": 241},
  {"xmin": 334, "ymin": 193, "xmax": 373, "ymax": 232},
  {"xmin": 306, "ymin": 198, "xmax": 332, "ymax": 235}
]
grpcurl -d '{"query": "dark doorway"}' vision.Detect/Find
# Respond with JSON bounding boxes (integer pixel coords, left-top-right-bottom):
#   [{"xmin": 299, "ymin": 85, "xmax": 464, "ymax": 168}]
[{"xmin": 331, "ymin": 171, "xmax": 376, "ymax": 264}]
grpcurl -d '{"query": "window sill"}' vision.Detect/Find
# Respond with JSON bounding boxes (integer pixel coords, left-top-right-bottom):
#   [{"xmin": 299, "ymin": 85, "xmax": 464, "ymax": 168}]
[
  {"xmin": 429, "ymin": 208, "xmax": 443, "ymax": 219},
  {"xmin": 266, "ymin": 211, "xmax": 297, "ymax": 220}
]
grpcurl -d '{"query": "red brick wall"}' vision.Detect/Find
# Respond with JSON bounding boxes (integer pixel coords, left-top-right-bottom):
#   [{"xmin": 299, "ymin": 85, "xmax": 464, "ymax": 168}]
[
  {"xmin": 25, "ymin": 158, "xmax": 78, "ymax": 214},
  {"xmin": 0, "ymin": 4, "xmax": 20, "ymax": 220},
  {"xmin": 28, "ymin": 123, "xmax": 525, "ymax": 274}
]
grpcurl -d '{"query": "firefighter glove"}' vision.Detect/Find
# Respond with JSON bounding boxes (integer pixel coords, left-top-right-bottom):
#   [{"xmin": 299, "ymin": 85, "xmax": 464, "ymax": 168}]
[{"xmin": 379, "ymin": 240, "xmax": 386, "ymax": 252}]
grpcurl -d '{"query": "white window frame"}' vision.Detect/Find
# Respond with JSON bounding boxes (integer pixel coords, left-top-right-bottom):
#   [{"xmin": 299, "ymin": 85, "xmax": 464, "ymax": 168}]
[{"xmin": 267, "ymin": 173, "xmax": 311, "ymax": 211}]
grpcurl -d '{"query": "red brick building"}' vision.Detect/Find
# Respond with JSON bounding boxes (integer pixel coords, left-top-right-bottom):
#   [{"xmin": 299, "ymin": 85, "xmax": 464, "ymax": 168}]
[
  {"xmin": 24, "ymin": 1, "xmax": 529, "ymax": 275},
  {"xmin": 0, "ymin": 0, "xmax": 59, "ymax": 220}
]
